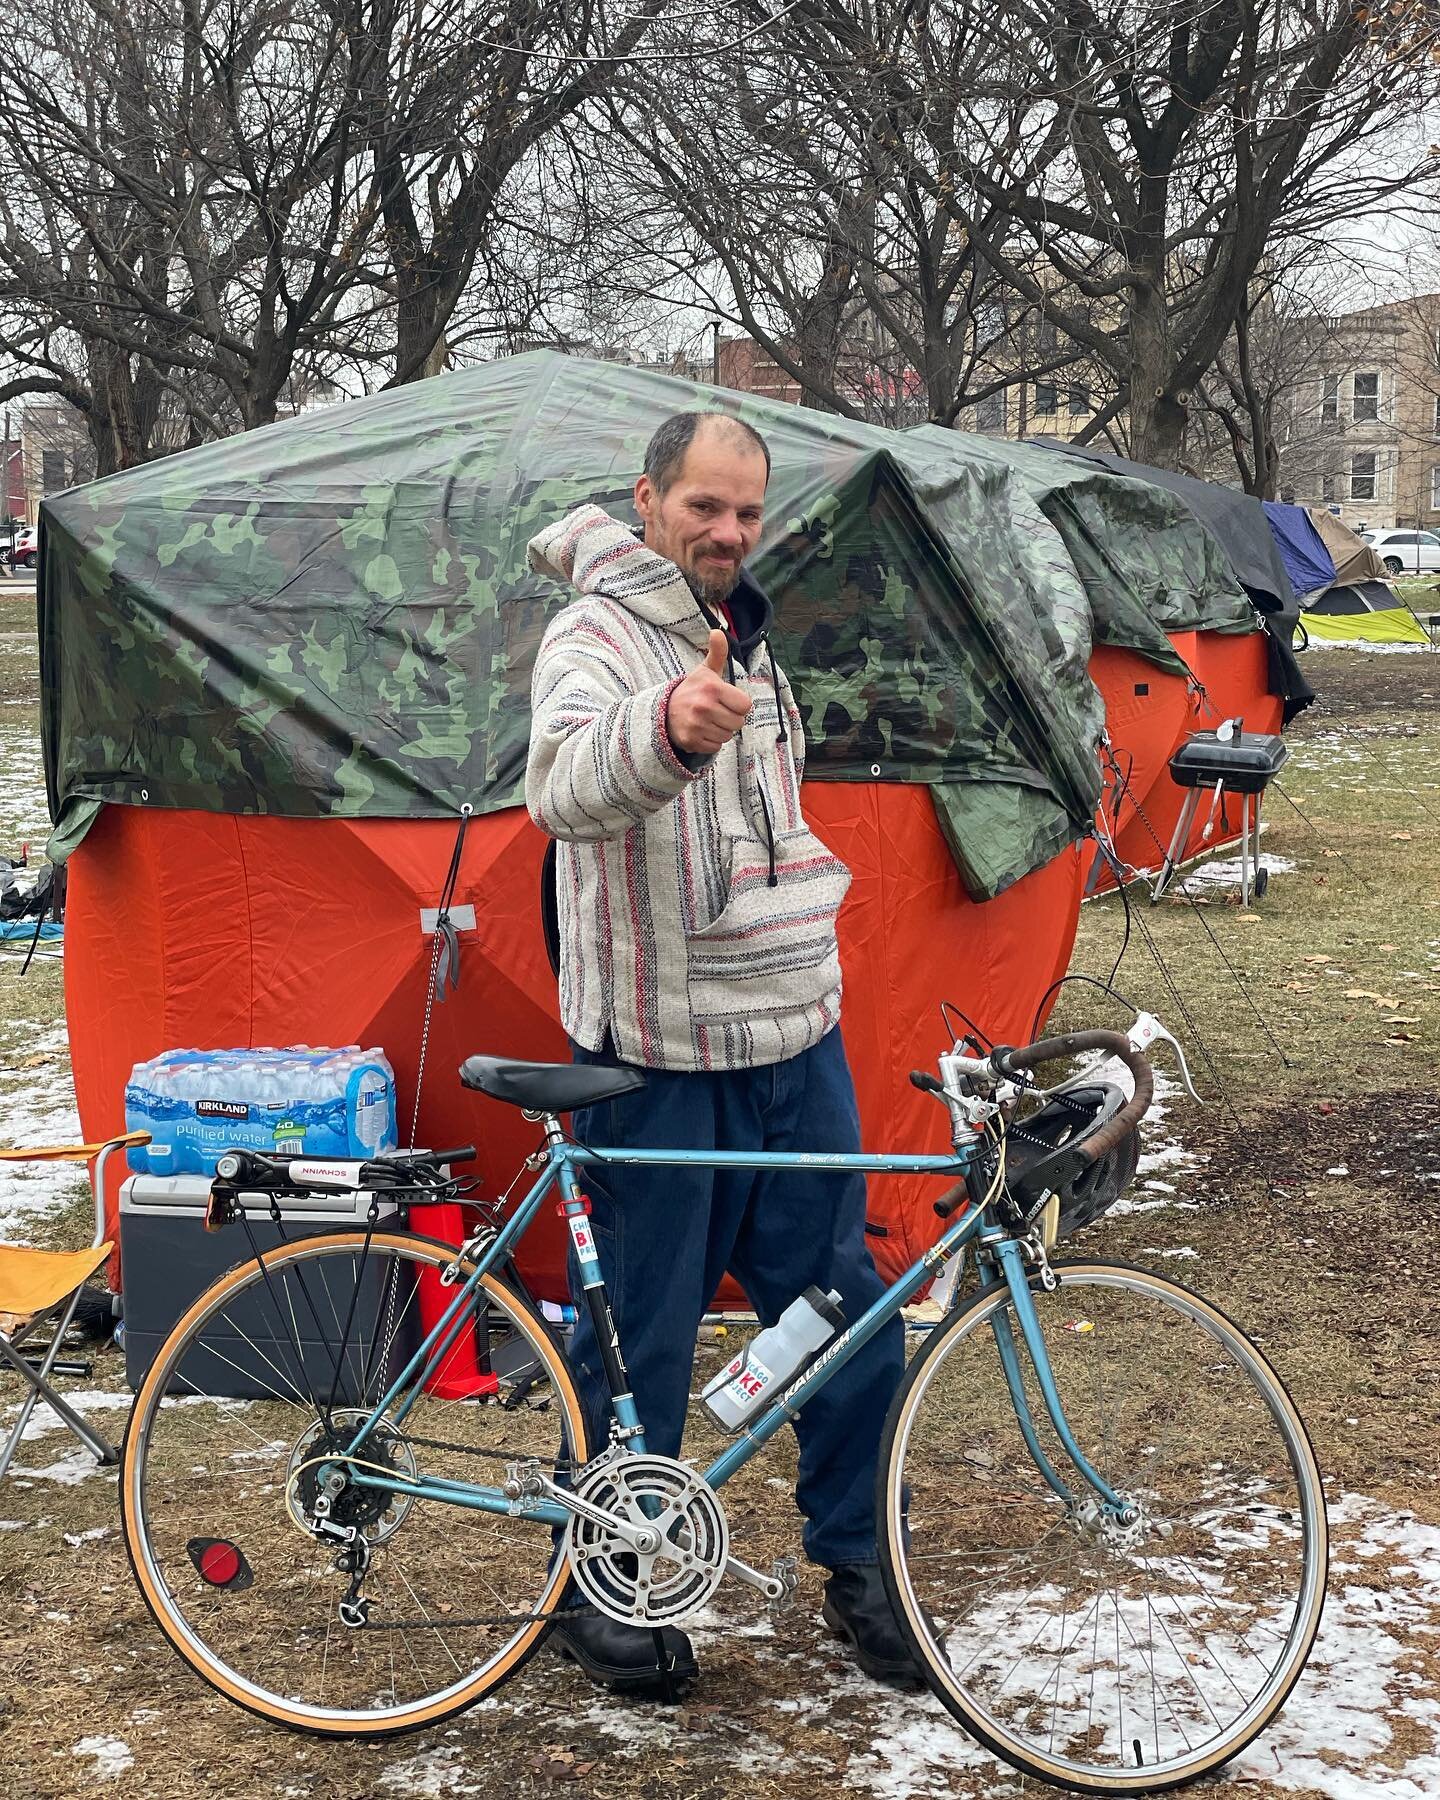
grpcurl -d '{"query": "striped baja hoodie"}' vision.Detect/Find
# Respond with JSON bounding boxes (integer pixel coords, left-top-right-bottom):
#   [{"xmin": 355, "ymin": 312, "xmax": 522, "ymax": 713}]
[{"xmin": 525, "ymin": 504, "xmax": 851, "ymax": 1072}]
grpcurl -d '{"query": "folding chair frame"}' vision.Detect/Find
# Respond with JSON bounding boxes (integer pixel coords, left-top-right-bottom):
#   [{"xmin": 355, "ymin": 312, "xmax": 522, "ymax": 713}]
[{"xmin": 0, "ymin": 1136, "xmax": 142, "ymax": 1480}]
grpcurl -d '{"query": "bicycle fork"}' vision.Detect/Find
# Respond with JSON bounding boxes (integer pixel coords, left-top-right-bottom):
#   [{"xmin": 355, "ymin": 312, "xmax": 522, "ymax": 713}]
[{"xmin": 981, "ymin": 1237, "xmax": 1138, "ymax": 1528}]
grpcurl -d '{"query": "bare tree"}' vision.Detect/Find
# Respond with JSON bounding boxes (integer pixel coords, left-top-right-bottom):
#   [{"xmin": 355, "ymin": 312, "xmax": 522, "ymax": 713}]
[
  {"xmin": 0, "ymin": 1, "xmax": 671, "ymax": 466},
  {"xmin": 0, "ymin": 0, "xmax": 396, "ymax": 468},
  {"xmin": 1188, "ymin": 249, "xmax": 1360, "ymax": 495},
  {"xmin": 936, "ymin": 0, "xmax": 1440, "ymax": 467},
  {"xmin": 359, "ymin": 0, "xmax": 670, "ymax": 385},
  {"xmin": 612, "ymin": 1, "xmax": 1437, "ymax": 466},
  {"xmin": 601, "ymin": 5, "xmax": 1094, "ymax": 428}
]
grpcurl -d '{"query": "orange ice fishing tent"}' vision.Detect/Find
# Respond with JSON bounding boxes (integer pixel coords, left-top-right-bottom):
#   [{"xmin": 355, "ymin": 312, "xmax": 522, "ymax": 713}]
[
  {"xmin": 41, "ymin": 355, "xmax": 1266, "ymax": 1295},
  {"xmin": 1027, "ymin": 440, "xmax": 1311, "ymax": 891}
]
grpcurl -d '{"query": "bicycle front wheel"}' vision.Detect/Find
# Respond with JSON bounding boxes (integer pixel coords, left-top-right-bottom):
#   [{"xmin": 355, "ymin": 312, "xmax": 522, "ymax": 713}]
[
  {"xmin": 880, "ymin": 1259, "xmax": 1326, "ymax": 1795},
  {"xmin": 121, "ymin": 1231, "xmax": 589, "ymax": 1737}
]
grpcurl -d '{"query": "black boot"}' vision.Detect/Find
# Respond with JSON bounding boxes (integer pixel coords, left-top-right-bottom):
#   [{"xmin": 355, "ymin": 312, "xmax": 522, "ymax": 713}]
[
  {"xmin": 822, "ymin": 1564, "xmax": 925, "ymax": 1689},
  {"xmin": 550, "ymin": 1611, "xmax": 698, "ymax": 1700}
]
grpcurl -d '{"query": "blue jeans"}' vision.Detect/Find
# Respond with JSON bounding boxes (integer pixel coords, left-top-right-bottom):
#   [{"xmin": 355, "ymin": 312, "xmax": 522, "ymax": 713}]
[{"xmin": 567, "ymin": 1026, "xmax": 903, "ymax": 1569}]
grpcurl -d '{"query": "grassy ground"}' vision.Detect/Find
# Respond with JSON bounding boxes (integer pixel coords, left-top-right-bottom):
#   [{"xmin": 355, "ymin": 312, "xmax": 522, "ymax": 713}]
[{"xmin": 1, "ymin": 612, "xmax": 1439, "ymax": 1799}]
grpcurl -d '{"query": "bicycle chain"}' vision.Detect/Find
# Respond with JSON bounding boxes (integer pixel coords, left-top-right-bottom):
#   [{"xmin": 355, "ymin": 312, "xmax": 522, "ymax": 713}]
[
  {"xmin": 397, "ymin": 1429, "xmax": 574, "ymax": 1474},
  {"xmin": 314, "ymin": 1430, "xmax": 590, "ymax": 1633},
  {"xmin": 332, "ymin": 1600, "xmax": 599, "ymax": 1632}
]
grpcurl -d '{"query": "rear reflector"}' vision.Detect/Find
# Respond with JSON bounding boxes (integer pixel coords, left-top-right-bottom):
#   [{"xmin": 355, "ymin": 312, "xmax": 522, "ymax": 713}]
[{"xmin": 188, "ymin": 1537, "xmax": 252, "ymax": 1590}]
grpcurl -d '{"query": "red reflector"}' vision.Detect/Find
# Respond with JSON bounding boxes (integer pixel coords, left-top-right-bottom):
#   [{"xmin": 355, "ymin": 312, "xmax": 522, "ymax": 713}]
[{"xmin": 199, "ymin": 1541, "xmax": 242, "ymax": 1586}]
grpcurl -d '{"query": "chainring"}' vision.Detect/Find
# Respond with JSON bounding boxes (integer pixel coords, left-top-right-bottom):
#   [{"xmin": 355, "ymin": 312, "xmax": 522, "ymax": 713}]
[
  {"xmin": 286, "ymin": 1410, "xmax": 417, "ymax": 1546},
  {"xmin": 564, "ymin": 1452, "xmax": 729, "ymax": 1627}
]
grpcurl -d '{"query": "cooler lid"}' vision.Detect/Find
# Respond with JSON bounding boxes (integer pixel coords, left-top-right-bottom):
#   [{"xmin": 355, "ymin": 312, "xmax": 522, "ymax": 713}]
[{"xmin": 119, "ymin": 1174, "xmax": 399, "ymax": 1219}]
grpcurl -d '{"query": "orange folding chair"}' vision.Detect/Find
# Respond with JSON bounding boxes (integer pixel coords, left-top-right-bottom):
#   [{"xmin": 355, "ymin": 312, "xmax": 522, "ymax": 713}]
[{"xmin": 0, "ymin": 1130, "xmax": 149, "ymax": 1479}]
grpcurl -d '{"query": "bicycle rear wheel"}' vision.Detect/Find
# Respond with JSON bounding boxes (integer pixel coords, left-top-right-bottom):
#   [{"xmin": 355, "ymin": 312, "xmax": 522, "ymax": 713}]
[
  {"xmin": 879, "ymin": 1259, "xmax": 1326, "ymax": 1795},
  {"xmin": 120, "ymin": 1231, "xmax": 589, "ymax": 1736}
]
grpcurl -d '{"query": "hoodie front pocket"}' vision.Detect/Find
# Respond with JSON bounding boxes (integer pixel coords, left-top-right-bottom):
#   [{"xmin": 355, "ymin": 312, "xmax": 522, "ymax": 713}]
[{"xmin": 684, "ymin": 828, "xmax": 851, "ymax": 1014}]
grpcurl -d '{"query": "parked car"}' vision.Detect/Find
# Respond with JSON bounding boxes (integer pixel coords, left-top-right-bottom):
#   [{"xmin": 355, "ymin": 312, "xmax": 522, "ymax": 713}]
[
  {"xmin": 1360, "ymin": 527, "xmax": 1440, "ymax": 577},
  {"xmin": 4, "ymin": 525, "xmax": 38, "ymax": 570}
]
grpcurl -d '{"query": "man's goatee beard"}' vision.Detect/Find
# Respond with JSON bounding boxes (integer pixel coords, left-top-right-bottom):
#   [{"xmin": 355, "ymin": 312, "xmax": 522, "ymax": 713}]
[{"xmin": 684, "ymin": 566, "xmax": 741, "ymax": 608}]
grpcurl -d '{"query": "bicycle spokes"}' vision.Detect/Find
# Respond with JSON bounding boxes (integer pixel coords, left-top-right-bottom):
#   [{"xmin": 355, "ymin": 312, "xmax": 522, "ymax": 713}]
[
  {"xmin": 123, "ymin": 1236, "xmax": 587, "ymax": 1733},
  {"xmin": 884, "ymin": 1264, "xmax": 1325, "ymax": 1789}
]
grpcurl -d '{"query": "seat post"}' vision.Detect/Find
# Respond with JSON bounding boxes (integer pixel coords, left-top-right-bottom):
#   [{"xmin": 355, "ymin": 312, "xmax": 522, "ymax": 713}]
[{"xmin": 548, "ymin": 1112, "xmax": 645, "ymax": 1448}]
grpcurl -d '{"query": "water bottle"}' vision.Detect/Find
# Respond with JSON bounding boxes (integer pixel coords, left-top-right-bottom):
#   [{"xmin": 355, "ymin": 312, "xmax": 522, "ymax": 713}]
[{"xmin": 701, "ymin": 1287, "xmax": 846, "ymax": 1432}]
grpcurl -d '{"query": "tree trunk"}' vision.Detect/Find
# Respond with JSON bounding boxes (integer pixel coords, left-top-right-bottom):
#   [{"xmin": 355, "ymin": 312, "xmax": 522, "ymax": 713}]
[
  {"xmin": 84, "ymin": 339, "xmax": 149, "ymax": 475},
  {"xmin": 1127, "ymin": 276, "xmax": 1188, "ymax": 469}
]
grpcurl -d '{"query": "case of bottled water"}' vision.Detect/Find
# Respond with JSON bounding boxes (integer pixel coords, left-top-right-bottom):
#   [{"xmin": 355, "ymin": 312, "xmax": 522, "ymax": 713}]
[{"xmin": 123, "ymin": 1045, "xmax": 397, "ymax": 1175}]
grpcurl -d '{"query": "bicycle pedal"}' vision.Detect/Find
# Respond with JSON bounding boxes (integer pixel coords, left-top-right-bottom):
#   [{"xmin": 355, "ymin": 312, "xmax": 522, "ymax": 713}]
[{"xmin": 767, "ymin": 1555, "xmax": 799, "ymax": 1615}]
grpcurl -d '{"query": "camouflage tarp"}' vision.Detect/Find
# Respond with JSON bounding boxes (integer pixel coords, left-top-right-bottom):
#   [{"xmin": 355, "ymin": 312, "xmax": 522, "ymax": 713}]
[{"xmin": 39, "ymin": 352, "xmax": 1254, "ymax": 900}]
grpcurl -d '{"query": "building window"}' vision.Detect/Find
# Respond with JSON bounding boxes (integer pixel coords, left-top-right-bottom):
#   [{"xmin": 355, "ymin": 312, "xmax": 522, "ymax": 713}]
[
  {"xmin": 1353, "ymin": 371, "xmax": 1379, "ymax": 422},
  {"xmin": 1322, "ymin": 474, "xmax": 1336, "ymax": 504},
  {"xmin": 1432, "ymin": 465, "xmax": 1440, "ymax": 510},
  {"xmin": 1321, "ymin": 374, "xmax": 1339, "ymax": 425},
  {"xmin": 1433, "ymin": 394, "xmax": 1440, "ymax": 436},
  {"xmin": 1350, "ymin": 452, "xmax": 1377, "ymax": 501},
  {"xmin": 1280, "ymin": 486, "xmax": 1295, "ymax": 504},
  {"xmin": 975, "ymin": 389, "xmax": 1006, "ymax": 432},
  {"xmin": 1034, "ymin": 383, "xmax": 1057, "ymax": 416},
  {"xmin": 1068, "ymin": 387, "xmax": 1089, "ymax": 415}
]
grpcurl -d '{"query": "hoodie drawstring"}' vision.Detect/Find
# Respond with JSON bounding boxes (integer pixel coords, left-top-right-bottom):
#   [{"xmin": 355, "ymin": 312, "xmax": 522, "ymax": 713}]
[
  {"xmin": 725, "ymin": 629, "xmax": 782, "ymax": 889},
  {"xmin": 765, "ymin": 642, "xmax": 785, "ymax": 746},
  {"xmin": 755, "ymin": 781, "xmax": 778, "ymax": 889}
]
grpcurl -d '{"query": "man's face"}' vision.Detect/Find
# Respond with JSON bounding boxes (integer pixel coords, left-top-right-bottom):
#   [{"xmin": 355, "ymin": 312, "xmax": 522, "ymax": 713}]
[{"xmin": 635, "ymin": 427, "xmax": 767, "ymax": 606}]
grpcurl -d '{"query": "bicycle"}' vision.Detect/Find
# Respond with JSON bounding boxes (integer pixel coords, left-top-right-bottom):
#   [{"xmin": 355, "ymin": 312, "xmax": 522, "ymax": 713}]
[{"xmin": 119, "ymin": 1021, "xmax": 1326, "ymax": 1796}]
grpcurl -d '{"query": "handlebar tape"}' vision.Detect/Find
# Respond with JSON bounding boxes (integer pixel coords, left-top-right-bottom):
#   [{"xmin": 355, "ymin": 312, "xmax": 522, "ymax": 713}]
[{"xmin": 994, "ymin": 1030, "xmax": 1153, "ymax": 1163}]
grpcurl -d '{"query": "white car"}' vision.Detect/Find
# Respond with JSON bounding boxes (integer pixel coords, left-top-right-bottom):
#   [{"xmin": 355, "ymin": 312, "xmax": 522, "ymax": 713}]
[{"xmin": 1360, "ymin": 528, "xmax": 1440, "ymax": 576}]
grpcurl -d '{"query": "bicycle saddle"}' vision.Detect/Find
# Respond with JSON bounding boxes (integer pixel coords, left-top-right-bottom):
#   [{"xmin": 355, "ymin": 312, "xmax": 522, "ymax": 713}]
[{"xmin": 458, "ymin": 1055, "xmax": 646, "ymax": 1113}]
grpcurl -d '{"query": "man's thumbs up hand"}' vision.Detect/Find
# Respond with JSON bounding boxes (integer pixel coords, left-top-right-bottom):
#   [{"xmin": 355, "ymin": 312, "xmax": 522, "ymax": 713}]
[{"xmin": 667, "ymin": 629, "xmax": 753, "ymax": 754}]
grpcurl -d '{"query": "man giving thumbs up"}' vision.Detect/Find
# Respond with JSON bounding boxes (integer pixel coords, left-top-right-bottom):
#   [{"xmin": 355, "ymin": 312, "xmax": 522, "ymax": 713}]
[{"xmin": 525, "ymin": 411, "xmax": 914, "ymax": 1700}]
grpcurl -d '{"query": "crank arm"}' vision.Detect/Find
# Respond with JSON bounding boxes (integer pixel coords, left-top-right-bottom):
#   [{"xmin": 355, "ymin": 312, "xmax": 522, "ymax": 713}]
[
  {"xmin": 531, "ymin": 1473, "xmax": 663, "ymax": 1554},
  {"xmin": 723, "ymin": 1552, "xmax": 788, "ymax": 1602}
]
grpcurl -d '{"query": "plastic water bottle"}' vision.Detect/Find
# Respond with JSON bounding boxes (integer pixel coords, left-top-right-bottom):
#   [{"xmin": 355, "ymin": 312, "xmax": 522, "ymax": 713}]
[{"xmin": 701, "ymin": 1288, "xmax": 846, "ymax": 1432}]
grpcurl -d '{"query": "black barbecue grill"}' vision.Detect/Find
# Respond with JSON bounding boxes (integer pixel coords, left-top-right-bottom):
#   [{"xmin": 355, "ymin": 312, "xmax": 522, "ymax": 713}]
[{"xmin": 1151, "ymin": 720, "xmax": 1288, "ymax": 905}]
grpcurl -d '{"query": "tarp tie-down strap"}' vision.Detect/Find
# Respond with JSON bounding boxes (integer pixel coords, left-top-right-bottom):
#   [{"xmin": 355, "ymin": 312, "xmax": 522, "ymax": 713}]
[{"xmin": 411, "ymin": 806, "xmax": 473, "ymax": 1150}]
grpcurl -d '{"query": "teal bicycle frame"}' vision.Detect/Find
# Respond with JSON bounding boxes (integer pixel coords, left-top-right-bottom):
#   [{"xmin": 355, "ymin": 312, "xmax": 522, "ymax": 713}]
[{"xmin": 336, "ymin": 1123, "xmax": 1134, "ymax": 1529}]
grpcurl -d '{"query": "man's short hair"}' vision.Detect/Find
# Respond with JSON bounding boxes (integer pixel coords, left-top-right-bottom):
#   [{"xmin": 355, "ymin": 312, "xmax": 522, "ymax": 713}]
[{"xmin": 643, "ymin": 412, "xmax": 772, "ymax": 494}]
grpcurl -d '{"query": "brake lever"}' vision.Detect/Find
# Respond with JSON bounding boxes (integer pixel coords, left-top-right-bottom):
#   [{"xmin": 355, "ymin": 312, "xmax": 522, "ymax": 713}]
[{"xmin": 1127, "ymin": 1011, "xmax": 1203, "ymax": 1104}]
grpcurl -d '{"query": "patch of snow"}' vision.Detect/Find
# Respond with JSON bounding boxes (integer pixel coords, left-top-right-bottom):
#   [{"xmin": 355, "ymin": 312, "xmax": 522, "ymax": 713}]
[
  {"xmin": 0, "ymin": 736, "xmax": 54, "ymax": 844},
  {"xmin": 12, "ymin": 1448, "xmax": 112, "ymax": 1485},
  {"xmin": 1108, "ymin": 1068, "xmax": 1203, "ymax": 1215},
  {"xmin": 842, "ymin": 1699, "xmax": 1010, "ymax": 1797},
  {"xmin": 0, "ymin": 1022, "xmax": 84, "ymax": 1242},
  {"xmin": 71, "ymin": 1736, "xmax": 133, "ymax": 1779},
  {"xmin": 9, "ymin": 1389, "xmax": 131, "ymax": 1444},
  {"xmin": 1176, "ymin": 850, "xmax": 1295, "ymax": 894},
  {"xmin": 1319, "ymin": 640, "xmax": 1438, "ymax": 655},
  {"xmin": 378, "ymin": 1745, "xmax": 480, "ymax": 1797},
  {"xmin": 1235, "ymin": 1492, "xmax": 1440, "ymax": 1797}
]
